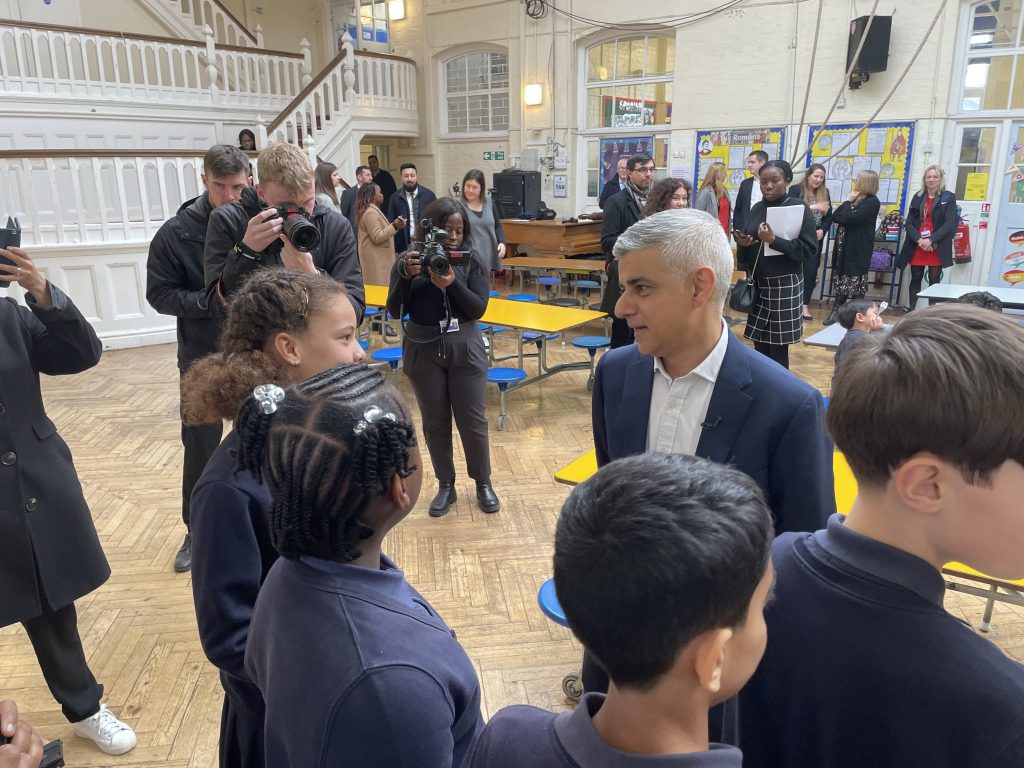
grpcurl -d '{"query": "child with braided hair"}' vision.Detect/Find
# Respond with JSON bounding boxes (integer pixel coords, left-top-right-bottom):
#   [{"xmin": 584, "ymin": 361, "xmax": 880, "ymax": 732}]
[
  {"xmin": 182, "ymin": 269, "xmax": 365, "ymax": 768},
  {"xmin": 236, "ymin": 363, "xmax": 484, "ymax": 768}
]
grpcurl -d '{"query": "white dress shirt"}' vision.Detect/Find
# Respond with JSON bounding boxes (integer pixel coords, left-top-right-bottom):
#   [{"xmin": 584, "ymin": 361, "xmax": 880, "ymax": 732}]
[
  {"xmin": 404, "ymin": 187, "xmax": 419, "ymax": 239},
  {"xmin": 646, "ymin": 320, "xmax": 729, "ymax": 456},
  {"xmin": 750, "ymin": 178, "xmax": 763, "ymax": 208}
]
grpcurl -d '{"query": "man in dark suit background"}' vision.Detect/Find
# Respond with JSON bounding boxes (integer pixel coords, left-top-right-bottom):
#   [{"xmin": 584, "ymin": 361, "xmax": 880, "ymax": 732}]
[
  {"xmin": 339, "ymin": 164, "xmax": 372, "ymax": 231},
  {"xmin": 732, "ymin": 149, "xmax": 768, "ymax": 234},
  {"xmin": 600, "ymin": 153, "xmax": 653, "ymax": 348},
  {"xmin": 586, "ymin": 208, "xmax": 835, "ymax": 693},
  {"xmin": 386, "ymin": 163, "xmax": 437, "ymax": 254},
  {"xmin": 367, "ymin": 154, "xmax": 397, "ymax": 205},
  {"xmin": 598, "ymin": 157, "xmax": 628, "ymax": 209}
]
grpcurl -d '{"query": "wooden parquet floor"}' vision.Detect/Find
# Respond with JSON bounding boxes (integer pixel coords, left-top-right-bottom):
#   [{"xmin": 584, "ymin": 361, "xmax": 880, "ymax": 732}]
[{"xmin": 3, "ymin": 303, "xmax": 1023, "ymax": 767}]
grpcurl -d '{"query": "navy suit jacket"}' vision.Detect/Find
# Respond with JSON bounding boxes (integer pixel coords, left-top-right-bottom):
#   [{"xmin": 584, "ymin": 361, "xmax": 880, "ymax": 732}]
[{"xmin": 592, "ymin": 333, "xmax": 835, "ymax": 535}]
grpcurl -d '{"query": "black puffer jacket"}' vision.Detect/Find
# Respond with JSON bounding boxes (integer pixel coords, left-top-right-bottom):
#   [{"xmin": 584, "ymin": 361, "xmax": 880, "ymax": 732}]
[{"xmin": 203, "ymin": 187, "xmax": 365, "ymax": 321}]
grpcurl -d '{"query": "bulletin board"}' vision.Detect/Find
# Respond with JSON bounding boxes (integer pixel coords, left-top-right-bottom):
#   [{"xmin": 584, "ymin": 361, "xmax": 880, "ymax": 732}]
[
  {"xmin": 806, "ymin": 122, "xmax": 915, "ymax": 217},
  {"xmin": 693, "ymin": 127, "xmax": 786, "ymax": 204}
]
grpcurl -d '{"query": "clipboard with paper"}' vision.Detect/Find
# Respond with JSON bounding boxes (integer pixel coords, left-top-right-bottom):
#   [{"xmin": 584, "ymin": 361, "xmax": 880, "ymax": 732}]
[{"xmin": 764, "ymin": 205, "xmax": 803, "ymax": 256}]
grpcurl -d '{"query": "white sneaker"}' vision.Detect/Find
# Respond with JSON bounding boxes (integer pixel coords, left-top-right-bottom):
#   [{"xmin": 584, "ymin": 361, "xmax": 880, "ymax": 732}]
[{"xmin": 73, "ymin": 704, "xmax": 137, "ymax": 755}]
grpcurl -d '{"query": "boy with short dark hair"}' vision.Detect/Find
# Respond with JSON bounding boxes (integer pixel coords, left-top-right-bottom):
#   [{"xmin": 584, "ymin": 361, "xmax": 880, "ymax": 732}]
[
  {"xmin": 738, "ymin": 303, "xmax": 1024, "ymax": 768},
  {"xmin": 833, "ymin": 298, "xmax": 882, "ymax": 374},
  {"xmin": 465, "ymin": 453, "xmax": 775, "ymax": 767}
]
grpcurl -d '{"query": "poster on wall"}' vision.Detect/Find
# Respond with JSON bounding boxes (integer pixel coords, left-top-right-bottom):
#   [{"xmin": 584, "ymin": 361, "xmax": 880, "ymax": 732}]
[
  {"xmin": 987, "ymin": 133, "xmax": 1024, "ymax": 288},
  {"xmin": 692, "ymin": 128, "xmax": 786, "ymax": 205},
  {"xmin": 805, "ymin": 121, "xmax": 915, "ymax": 219},
  {"xmin": 599, "ymin": 136, "xmax": 655, "ymax": 195},
  {"xmin": 601, "ymin": 96, "xmax": 673, "ymax": 128}
]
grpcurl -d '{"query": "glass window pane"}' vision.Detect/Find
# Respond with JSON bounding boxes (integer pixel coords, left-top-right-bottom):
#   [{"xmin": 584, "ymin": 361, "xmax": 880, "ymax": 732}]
[
  {"xmin": 954, "ymin": 164, "xmax": 989, "ymax": 199},
  {"xmin": 446, "ymin": 59, "xmax": 466, "ymax": 93},
  {"xmin": 447, "ymin": 96, "xmax": 467, "ymax": 132},
  {"xmin": 490, "ymin": 54, "xmax": 508, "ymax": 88},
  {"xmin": 587, "ymin": 170, "xmax": 599, "ymax": 198},
  {"xmin": 615, "ymin": 37, "xmax": 643, "ymax": 79},
  {"xmin": 587, "ymin": 42, "xmax": 615, "ymax": 82},
  {"xmin": 959, "ymin": 127, "xmax": 997, "ymax": 164},
  {"xmin": 645, "ymin": 36, "xmax": 675, "ymax": 75},
  {"xmin": 970, "ymin": 2, "xmax": 1023, "ymax": 49},
  {"xmin": 466, "ymin": 53, "xmax": 487, "ymax": 90},
  {"xmin": 963, "ymin": 55, "xmax": 1015, "ymax": 110},
  {"xmin": 1012, "ymin": 56, "xmax": 1024, "ymax": 109},
  {"xmin": 653, "ymin": 138, "xmax": 669, "ymax": 170},
  {"xmin": 492, "ymin": 92, "xmax": 509, "ymax": 130},
  {"xmin": 586, "ymin": 86, "xmax": 613, "ymax": 128},
  {"xmin": 587, "ymin": 139, "xmax": 599, "ymax": 169},
  {"xmin": 466, "ymin": 93, "xmax": 489, "ymax": 131}
]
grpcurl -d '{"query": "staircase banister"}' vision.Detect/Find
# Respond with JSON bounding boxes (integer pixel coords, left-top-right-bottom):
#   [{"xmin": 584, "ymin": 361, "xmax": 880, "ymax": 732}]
[
  {"xmin": 218, "ymin": 42, "xmax": 303, "ymax": 59},
  {"xmin": 0, "ymin": 17, "xmax": 205, "ymax": 48},
  {"xmin": 266, "ymin": 49, "xmax": 348, "ymax": 136},
  {"xmin": 353, "ymin": 49, "xmax": 417, "ymax": 66},
  {"xmin": 0, "ymin": 149, "xmax": 209, "ymax": 159},
  {"xmin": 208, "ymin": 0, "xmax": 257, "ymax": 44}
]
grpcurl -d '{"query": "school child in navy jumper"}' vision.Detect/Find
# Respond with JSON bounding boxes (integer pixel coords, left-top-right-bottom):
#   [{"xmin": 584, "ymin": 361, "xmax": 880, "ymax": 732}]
[
  {"xmin": 183, "ymin": 270, "xmax": 367, "ymax": 768},
  {"xmin": 832, "ymin": 298, "xmax": 882, "ymax": 376},
  {"xmin": 465, "ymin": 453, "xmax": 775, "ymax": 768},
  {"xmin": 238, "ymin": 363, "xmax": 483, "ymax": 768},
  {"xmin": 737, "ymin": 303, "xmax": 1024, "ymax": 768}
]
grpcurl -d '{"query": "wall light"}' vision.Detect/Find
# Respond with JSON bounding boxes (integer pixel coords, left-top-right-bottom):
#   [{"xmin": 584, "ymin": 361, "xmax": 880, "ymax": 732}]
[
  {"xmin": 389, "ymin": 0, "xmax": 406, "ymax": 21},
  {"xmin": 524, "ymin": 83, "xmax": 544, "ymax": 106}
]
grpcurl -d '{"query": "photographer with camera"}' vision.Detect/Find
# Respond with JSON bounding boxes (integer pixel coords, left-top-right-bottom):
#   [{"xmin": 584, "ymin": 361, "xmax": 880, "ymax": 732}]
[
  {"xmin": 203, "ymin": 142, "xmax": 365, "ymax": 322},
  {"xmin": 386, "ymin": 198, "xmax": 500, "ymax": 517}
]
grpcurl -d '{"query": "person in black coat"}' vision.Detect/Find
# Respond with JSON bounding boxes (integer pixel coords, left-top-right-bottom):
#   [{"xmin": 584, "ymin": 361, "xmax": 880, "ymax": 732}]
[
  {"xmin": 368, "ymin": 154, "xmax": 397, "ymax": 205},
  {"xmin": 598, "ymin": 157, "xmax": 628, "ymax": 209},
  {"xmin": 0, "ymin": 247, "xmax": 137, "ymax": 755},
  {"xmin": 184, "ymin": 270, "xmax": 367, "ymax": 768},
  {"xmin": 731, "ymin": 150, "xmax": 769, "ymax": 234},
  {"xmin": 897, "ymin": 165, "xmax": 958, "ymax": 310},
  {"xmin": 147, "ymin": 144, "xmax": 250, "ymax": 573},
  {"xmin": 202, "ymin": 142, "xmax": 365, "ymax": 323},
  {"xmin": 825, "ymin": 170, "xmax": 881, "ymax": 326},
  {"xmin": 600, "ymin": 153, "xmax": 653, "ymax": 348},
  {"xmin": 340, "ymin": 165, "xmax": 373, "ymax": 232},
  {"xmin": 787, "ymin": 162, "xmax": 833, "ymax": 320},
  {"xmin": 735, "ymin": 160, "xmax": 816, "ymax": 370},
  {"xmin": 385, "ymin": 163, "xmax": 438, "ymax": 254}
]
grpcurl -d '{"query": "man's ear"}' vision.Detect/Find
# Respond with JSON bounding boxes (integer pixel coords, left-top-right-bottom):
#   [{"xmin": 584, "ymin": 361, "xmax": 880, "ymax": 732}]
[{"xmin": 691, "ymin": 266, "xmax": 718, "ymax": 308}]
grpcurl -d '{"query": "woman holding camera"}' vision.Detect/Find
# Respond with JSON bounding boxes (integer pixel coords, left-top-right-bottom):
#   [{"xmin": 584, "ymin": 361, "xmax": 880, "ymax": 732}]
[{"xmin": 386, "ymin": 198, "xmax": 499, "ymax": 517}]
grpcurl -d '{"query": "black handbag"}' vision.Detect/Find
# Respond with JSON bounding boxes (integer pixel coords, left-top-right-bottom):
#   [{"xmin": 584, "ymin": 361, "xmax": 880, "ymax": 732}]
[{"xmin": 729, "ymin": 243, "xmax": 763, "ymax": 314}]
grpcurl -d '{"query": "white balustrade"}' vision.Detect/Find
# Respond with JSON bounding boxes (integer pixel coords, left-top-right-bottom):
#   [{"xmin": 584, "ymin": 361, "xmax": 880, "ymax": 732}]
[
  {"xmin": 0, "ymin": 153, "xmax": 204, "ymax": 246},
  {"xmin": 169, "ymin": 0, "xmax": 256, "ymax": 47},
  {"xmin": 0, "ymin": 22, "xmax": 300, "ymax": 106}
]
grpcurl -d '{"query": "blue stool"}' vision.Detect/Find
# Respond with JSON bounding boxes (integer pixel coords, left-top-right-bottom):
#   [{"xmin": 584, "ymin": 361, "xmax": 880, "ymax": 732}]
[
  {"xmin": 359, "ymin": 339, "xmax": 369, "ymax": 350},
  {"xmin": 370, "ymin": 347, "xmax": 403, "ymax": 375},
  {"xmin": 537, "ymin": 578, "xmax": 583, "ymax": 701},
  {"xmin": 572, "ymin": 336, "xmax": 612, "ymax": 391},
  {"xmin": 486, "ymin": 367, "xmax": 527, "ymax": 431},
  {"xmin": 489, "ymin": 290, "xmax": 501, "ymax": 298},
  {"xmin": 536, "ymin": 275, "xmax": 561, "ymax": 300},
  {"xmin": 574, "ymin": 278, "xmax": 600, "ymax": 303},
  {"xmin": 522, "ymin": 331, "xmax": 559, "ymax": 344},
  {"xmin": 507, "ymin": 293, "xmax": 538, "ymax": 303}
]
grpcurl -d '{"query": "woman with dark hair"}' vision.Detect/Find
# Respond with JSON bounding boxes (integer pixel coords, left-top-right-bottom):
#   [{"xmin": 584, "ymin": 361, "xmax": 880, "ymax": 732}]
[
  {"xmin": 735, "ymin": 160, "xmax": 816, "ymax": 369},
  {"xmin": 386, "ymin": 197, "xmax": 499, "ymax": 517},
  {"xmin": 788, "ymin": 162, "xmax": 832, "ymax": 320},
  {"xmin": 238, "ymin": 129, "xmax": 256, "ymax": 152},
  {"xmin": 314, "ymin": 162, "xmax": 341, "ymax": 212},
  {"xmin": 642, "ymin": 177, "xmax": 691, "ymax": 216},
  {"xmin": 459, "ymin": 169, "xmax": 506, "ymax": 272},
  {"xmin": 184, "ymin": 270, "xmax": 366, "ymax": 768},
  {"xmin": 356, "ymin": 183, "xmax": 404, "ymax": 285},
  {"xmin": 237, "ymin": 363, "xmax": 483, "ymax": 768},
  {"xmin": 825, "ymin": 170, "xmax": 881, "ymax": 325}
]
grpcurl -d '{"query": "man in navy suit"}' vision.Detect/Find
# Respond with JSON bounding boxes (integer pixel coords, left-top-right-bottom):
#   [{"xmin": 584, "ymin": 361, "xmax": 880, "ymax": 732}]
[
  {"xmin": 585, "ymin": 208, "xmax": 835, "ymax": 692},
  {"xmin": 598, "ymin": 157, "xmax": 628, "ymax": 209}
]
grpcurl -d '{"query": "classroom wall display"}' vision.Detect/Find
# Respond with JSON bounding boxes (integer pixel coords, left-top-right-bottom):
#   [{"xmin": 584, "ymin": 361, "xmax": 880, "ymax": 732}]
[
  {"xmin": 599, "ymin": 136, "xmax": 656, "ymax": 194},
  {"xmin": 693, "ymin": 128, "xmax": 786, "ymax": 204},
  {"xmin": 805, "ymin": 121, "xmax": 915, "ymax": 218}
]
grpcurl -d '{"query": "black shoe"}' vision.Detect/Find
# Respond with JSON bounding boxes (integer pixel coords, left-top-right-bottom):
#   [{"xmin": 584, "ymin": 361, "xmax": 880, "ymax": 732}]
[
  {"xmin": 823, "ymin": 308, "xmax": 839, "ymax": 326},
  {"xmin": 384, "ymin": 324, "xmax": 399, "ymax": 338},
  {"xmin": 174, "ymin": 533, "xmax": 192, "ymax": 573},
  {"xmin": 476, "ymin": 481, "xmax": 500, "ymax": 513},
  {"xmin": 429, "ymin": 483, "xmax": 457, "ymax": 517}
]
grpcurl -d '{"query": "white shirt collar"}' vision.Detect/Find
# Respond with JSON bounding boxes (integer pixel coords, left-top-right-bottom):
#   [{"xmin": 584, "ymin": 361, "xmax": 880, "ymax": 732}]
[{"xmin": 652, "ymin": 319, "xmax": 729, "ymax": 384}]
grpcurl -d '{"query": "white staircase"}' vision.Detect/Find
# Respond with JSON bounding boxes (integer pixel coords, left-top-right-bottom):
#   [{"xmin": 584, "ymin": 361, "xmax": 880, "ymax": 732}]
[{"xmin": 141, "ymin": 0, "xmax": 259, "ymax": 47}]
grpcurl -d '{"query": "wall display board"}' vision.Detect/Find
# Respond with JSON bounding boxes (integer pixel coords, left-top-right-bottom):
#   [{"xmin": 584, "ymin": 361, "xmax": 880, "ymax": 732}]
[
  {"xmin": 693, "ymin": 127, "xmax": 786, "ymax": 204},
  {"xmin": 806, "ymin": 122, "xmax": 915, "ymax": 217}
]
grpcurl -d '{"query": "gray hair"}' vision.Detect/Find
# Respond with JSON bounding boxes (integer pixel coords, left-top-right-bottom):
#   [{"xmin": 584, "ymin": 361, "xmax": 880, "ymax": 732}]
[{"xmin": 612, "ymin": 209, "xmax": 734, "ymax": 305}]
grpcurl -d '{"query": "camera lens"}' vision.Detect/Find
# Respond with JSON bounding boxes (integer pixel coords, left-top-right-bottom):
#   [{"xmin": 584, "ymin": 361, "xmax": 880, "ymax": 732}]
[
  {"xmin": 281, "ymin": 213, "xmax": 321, "ymax": 252},
  {"xmin": 429, "ymin": 253, "xmax": 450, "ymax": 277}
]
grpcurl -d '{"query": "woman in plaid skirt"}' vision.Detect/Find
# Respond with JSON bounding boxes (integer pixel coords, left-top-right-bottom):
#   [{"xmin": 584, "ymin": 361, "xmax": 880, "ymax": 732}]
[{"xmin": 735, "ymin": 160, "xmax": 817, "ymax": 369}]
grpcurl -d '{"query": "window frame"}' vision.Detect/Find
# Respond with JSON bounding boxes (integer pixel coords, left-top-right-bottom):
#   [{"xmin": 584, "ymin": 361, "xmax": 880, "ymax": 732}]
[
  {"xmin": 438, "ymin": 50, "xmax": 511, "ymax": 140},
  {"xmin": 951, "ymin": 1, "xmax": 1024, "ymax": 116}
]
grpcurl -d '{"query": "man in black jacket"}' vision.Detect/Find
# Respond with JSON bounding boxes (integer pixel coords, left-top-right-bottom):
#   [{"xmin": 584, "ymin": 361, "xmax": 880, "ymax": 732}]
[
  {"xmin": 203, "ymin": 142, "xmax": 366, "ymax": 322},
  {"xmin": 732, "ymin": 150, "xmax": 768, "ymax": 235},
  {"xmin": 340, "ymin": 164, "xmax": 372, "ymax": 231},
  {"xmin": 386, "ymin": 162, "xmax": 438, "ymax": 254},
  {"xmin": 368, "ymin": 154, "xmax": 397, "ymax": 205},
  {"xmin": 600, "ymin": 153, "xmax": 653, "ymax": 348},
  {"xmin": 146, "ymin": 144, "xmax": 250, "ymax": 573}
]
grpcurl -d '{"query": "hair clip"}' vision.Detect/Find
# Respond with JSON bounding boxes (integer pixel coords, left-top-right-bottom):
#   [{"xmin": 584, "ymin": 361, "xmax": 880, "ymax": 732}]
[
  {"xmin": 253, "ymin": 383, "xmax": 286, "ymax": 415},
  {"xmin": 353, "ymin": 404, "xmax": 397, "ymax": 434},
  {"xmin": 299, "ymin": 287, "xmax": 310, "ymax": 320}
]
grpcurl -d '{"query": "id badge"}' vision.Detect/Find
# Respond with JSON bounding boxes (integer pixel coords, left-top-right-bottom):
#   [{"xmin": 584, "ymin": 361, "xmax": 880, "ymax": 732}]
[
  {"xmin": 920, "ymin": 229, "xmax": 932, "ymax": 238},
  {"xmin": 441, "ymin": 318, "xmax": 460, "ymax": 333}
]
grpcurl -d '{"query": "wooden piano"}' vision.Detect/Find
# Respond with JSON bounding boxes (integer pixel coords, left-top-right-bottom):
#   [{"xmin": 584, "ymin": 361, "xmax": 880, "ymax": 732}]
[{"xmin": 501, "ymin": 219, "xmax": 603, "ymax": 259}]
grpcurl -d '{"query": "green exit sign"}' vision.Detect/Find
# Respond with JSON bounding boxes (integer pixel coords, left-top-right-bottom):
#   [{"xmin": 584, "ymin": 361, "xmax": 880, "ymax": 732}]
[{"xmin": 483, "ymin": 151, "xmax": 506, "ymax": 161}]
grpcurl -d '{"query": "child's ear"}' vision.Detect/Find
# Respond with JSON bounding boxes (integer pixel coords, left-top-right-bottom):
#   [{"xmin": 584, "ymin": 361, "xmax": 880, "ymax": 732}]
[
  {"xmin": 692, "ymin": 628, "xmax": 734, "ymax": 695},
  {"xmin": 387, "ymin": 471, "xmax": 411, "ymax": 510},
  {"xmin": 892, "ymin": 454, "xmax": 946, "ymax": 515}
]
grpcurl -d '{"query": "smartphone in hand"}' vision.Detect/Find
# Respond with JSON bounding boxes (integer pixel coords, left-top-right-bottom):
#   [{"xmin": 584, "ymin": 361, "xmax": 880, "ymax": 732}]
[{"xmin": 0, "ymin": 216, "xmax": 21, "ymax": 268}]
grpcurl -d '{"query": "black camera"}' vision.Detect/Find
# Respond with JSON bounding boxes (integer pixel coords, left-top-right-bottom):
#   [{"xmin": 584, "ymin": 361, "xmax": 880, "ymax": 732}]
[
  {"xmin": 0, "ymin": 215, "xmax": 21, "ymax": 268},
  {"xmin": 406, "ymin": 219, "xmax": 470, "ymax": 278},
  {"xmin": 267, "ymin": 205, "xmax": 320, "ymax": 253}
]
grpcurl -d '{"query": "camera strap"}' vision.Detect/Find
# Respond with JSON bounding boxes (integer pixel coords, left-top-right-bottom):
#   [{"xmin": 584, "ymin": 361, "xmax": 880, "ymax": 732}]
[{"xmin": 398, "ymin": 284, "xmax": 455, "ymax": 354}]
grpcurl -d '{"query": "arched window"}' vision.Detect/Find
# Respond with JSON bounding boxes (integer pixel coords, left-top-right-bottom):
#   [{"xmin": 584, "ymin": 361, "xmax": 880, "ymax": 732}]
[
  {"xmin": 959, "ymin": 1, "xmax": 1024, "ymax": 112},
  {"xmin": 441, "ymin": 51, "xmax": 509, "ymax": 136}
]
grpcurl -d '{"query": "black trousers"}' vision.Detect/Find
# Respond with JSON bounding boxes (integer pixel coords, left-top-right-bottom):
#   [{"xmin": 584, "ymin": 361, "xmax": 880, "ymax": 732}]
[
  {"xmin": 403, "ymin": 323, "xmax": 491, "ymax": 483},
  {"xmin": 180, "ymin": 375, "xmax": 224, "ymax": 529},
  {"xmin": 22, "ymin": 601, "xmax": 103, "ymax": 723},
  {"xmin": 908, "ymin": 265, "xmax": 942, "ymax": 310},
  {"xmin": 754, "ymin": 340, "xmax": 790, "ymax": 369},
  {"xmin": 803, "ymin": 237, "xmax": 825, "ymax": 304}
]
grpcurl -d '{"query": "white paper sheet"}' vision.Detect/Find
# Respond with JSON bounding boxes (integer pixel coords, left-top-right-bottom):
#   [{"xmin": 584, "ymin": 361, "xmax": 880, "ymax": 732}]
[
  {"xmin": 865, "ymin": 127, "xmax": 888, "ymax": 154},
  {"xmin": 729, "ymin": 145, "xmax": 751, "ymax": 169},
  {"xmin": 765, "ymin": 205, "xmax": 804, "ymax": 256}
]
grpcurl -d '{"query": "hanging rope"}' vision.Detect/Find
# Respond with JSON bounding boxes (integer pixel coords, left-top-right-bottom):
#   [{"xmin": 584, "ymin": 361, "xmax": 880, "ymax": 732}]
[{"xmin": 789, "ymin": 0, "xmax": 825, "ymax": 166}]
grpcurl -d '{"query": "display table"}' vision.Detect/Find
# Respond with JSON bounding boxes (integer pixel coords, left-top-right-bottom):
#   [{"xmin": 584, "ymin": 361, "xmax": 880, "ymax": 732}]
[
  {"xmin": 501, "ymin": 219, "xmax": 602, "ymax": 258},
  {"xmin": 917, "ymin": 283, "xmax": 1024, "ymax": 310}
]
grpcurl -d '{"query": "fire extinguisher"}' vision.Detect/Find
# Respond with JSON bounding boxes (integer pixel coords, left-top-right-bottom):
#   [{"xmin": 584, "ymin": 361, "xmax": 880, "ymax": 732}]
[{"xmin": 953, "ymin": 207, "xmax": 972, "ymax": 265}]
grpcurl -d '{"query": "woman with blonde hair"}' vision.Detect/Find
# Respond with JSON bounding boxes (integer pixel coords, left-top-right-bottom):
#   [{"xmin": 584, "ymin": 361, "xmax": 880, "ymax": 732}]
[
  {"xmin": 824, "ymin": 169, "xmax": 881, "ymax": 325},
  {"xmin": 897, "ymin": 165, "xmax": 957, "ymax": 310},
  {"xmin": 694, "ymin": 161, "xmax": 731, "ymax": 236},
  {"xmin": 788, "ymin": 162, "xmax": 832, "ymax": 319}
]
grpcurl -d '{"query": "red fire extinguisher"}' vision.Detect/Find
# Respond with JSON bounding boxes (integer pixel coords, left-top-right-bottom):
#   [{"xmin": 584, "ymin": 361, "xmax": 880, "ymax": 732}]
[{"xmin": 953, "ymin": 208, "xmax": 972, "ymax": 264}]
